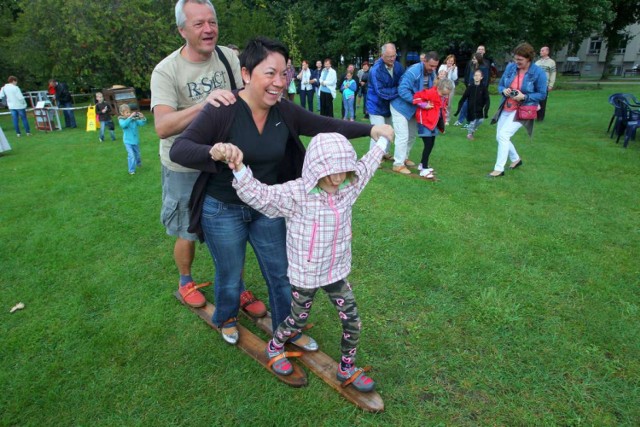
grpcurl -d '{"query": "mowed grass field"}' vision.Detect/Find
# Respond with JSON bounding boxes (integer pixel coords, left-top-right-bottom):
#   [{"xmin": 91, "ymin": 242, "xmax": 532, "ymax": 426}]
[{"xmin": 1, "ymin": 83, "xmax": 639, "ymax": 426}]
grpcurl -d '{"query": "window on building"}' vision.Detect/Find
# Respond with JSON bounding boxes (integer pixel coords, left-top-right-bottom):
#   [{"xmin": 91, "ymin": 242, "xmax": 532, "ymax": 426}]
[
  {"xmin": 588, "ymin": 37, "xmax": 602, "ymax": 55},
  {"xmin": 615, "ymin": 36, "xmax": 629, "ymax": 54}
]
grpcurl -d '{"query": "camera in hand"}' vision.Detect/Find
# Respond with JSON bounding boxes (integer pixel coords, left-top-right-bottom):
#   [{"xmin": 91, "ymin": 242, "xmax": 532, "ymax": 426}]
[{"xmin": 509, "ymin": 90, "xmax": 520, "ymax": 98}]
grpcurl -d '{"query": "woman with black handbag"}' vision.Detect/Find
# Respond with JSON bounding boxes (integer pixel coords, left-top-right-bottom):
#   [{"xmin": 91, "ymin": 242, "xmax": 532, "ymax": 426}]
[{"xmin": 487, "ymin": 43, "xmax": 547, "ymax": 178}]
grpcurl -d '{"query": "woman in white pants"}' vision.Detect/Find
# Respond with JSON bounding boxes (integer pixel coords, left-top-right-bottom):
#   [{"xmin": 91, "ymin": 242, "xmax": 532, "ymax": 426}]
[{"xmin": 488, "ymin": 43, "xmax": 547, "ymax": 177}]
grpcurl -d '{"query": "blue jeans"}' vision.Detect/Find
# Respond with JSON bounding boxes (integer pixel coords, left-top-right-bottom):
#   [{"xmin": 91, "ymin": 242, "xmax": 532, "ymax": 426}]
[
  {"xmin": 458, "ymin": 100, "xmax": 468, "ymax": 124},
  {"xmin": 343, "ymin": 96, "xmax": 355, "ymax": 120},
  {"xmin": 99, "ymin": 120, "xmax": 115, "ymax": 141},
  {"xmin": 59, "ymin": 101, "xmax": 77, "ymax": 128},
  {"xmin": 201, "ymin": 195, "xmax": 292, "ymax": 331},
  {"xmin": 124, "ymin": 143, "xmax": 141, "ymax": 173},
  {"xmin": 10, "ymin": 109, "xmax": 30, "ymax": 135},
  {"xmin": 467, "ymin": 118, "xmax": 484, "ymax": 134}
]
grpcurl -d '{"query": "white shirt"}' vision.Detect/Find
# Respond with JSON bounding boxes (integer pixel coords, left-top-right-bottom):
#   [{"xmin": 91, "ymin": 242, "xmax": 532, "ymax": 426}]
[{"xmin": 0, "ymin": 83, "xmax": 27, "ymax": 110}]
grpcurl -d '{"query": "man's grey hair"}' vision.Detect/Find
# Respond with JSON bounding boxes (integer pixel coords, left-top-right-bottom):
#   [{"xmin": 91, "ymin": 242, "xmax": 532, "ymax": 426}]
[
  {"xmin": 175, "ymin": 0, "xmax": 216, "ymax": 29},
  {"xmin": 380, "ymin": 43, "xmax": 396, "ymax": 55}
]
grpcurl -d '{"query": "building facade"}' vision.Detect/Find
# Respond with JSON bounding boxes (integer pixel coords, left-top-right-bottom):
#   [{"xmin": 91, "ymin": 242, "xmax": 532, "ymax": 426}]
[{"xmin": 555, "ymin": 23, "xmax": 640, "ymax": 77}]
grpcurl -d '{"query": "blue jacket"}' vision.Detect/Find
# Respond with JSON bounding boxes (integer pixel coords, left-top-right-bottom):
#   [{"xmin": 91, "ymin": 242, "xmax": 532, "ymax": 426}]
[
  {"xmin": 491, "ymin": 62, "xmax": 548, "ymax": 136},
  {"xmin": 366, "ymin": 58, "xmax": 404, "ymax": 117},
  {"xmin": 118, "ymin": 115, "xmax": 147, "ymax": 145},
  {"xmin": 497, "ymin": 62, "xmax": 547, "ymax": 108},
  {"xmin": 391, "ymin": 62, "xmax": 436, "ymax": 120}
]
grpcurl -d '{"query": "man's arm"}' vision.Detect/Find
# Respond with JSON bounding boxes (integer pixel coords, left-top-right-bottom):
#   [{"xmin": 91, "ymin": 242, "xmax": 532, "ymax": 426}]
[{"xmin": 153, "ymin": 89, "xmax": 237, "ymax": 139}]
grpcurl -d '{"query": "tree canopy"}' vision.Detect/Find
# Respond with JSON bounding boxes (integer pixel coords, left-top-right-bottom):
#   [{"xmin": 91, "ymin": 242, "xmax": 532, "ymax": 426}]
[{"xmin": 0, "ymin": 0, "xmax": 622, "ymax": 92}]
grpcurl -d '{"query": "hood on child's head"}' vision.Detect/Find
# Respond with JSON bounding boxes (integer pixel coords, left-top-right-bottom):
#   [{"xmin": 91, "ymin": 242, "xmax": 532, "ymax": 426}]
[{"xmin": 302, "ymin": 132, "xmax": 357, "ymax": 193}]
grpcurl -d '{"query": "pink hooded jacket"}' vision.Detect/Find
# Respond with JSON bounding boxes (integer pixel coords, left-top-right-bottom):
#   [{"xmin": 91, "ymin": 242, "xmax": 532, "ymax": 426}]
[{"xmin": 233, "ymin": 133, "xmax": 384, "ymax": 289}]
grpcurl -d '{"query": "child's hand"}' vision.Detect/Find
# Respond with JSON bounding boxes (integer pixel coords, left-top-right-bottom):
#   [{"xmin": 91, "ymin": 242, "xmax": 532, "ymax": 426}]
[
  {"xmin": 370, "ymin": 124, "xmax": 394, "ymax": 143},
  {"xmin": 210, "ymin": 142, "xmax": 243, "ymax": 170}
]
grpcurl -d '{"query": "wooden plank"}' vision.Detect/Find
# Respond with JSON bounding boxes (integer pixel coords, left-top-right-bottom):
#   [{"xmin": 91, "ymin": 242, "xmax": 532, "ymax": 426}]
[
  {"xmin": 245, "ymin": 312, "xmax": 384, "ymax": 412},
  {"xmin": 174, "ymin": 292, "xmax": 307, "ymax": 388}
]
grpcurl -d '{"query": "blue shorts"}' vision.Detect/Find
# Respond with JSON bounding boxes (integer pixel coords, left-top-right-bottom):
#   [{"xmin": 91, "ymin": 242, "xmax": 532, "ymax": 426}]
[{"xmin": 161, "ymin": 165, "xmax": 200, "ymax": 241}]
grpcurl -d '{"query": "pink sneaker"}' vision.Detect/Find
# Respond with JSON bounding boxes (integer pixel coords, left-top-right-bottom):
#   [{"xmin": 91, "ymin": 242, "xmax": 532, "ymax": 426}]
[
  {"xmin": 467, "ymin": 133, "xmax": 474, "ymax": 141},
  {"xmin": 337, "ymin": 365, "xmax": 376, "ymax": 392}
]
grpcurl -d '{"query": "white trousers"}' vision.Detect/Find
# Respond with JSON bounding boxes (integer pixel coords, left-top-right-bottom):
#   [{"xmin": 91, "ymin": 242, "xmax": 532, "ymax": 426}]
[
  {"xmin": 494, "ymin": 110, "xmax": 522, "ymax": 172},
  {"xmin": 369, "ymin": 114, "xmax": 392, "ymax": 153},
  {"xmin": 390, "ymin": 105, "xmax": 417, "ymax": 166}
]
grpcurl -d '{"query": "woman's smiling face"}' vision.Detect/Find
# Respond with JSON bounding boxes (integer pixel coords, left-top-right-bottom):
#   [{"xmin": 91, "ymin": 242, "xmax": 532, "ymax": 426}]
[{"xmin": 242, "ymin": 52, "xmax": 287, "ymax": 109}]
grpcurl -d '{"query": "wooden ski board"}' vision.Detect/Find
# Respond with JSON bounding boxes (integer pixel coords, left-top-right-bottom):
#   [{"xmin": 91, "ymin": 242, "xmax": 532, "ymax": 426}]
[
  {"xmin": 174, "ymin": 292, "xmax": 307, "ymax": 388},
  {"xmin": 242, "ymin": 311, "xmax": 385, "ymax": 413}
]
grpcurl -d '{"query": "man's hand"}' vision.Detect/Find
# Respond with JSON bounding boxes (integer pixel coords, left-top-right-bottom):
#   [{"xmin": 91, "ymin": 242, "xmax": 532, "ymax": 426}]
[{"xmin": 206, "ymin": 89, "xmax": 237, "ymax": 108}]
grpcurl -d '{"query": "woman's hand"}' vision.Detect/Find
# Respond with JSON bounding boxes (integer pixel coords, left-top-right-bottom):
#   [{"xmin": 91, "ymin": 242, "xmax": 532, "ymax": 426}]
[
  {"xmin": 370, "ymin": 124, "xmax": 394, "ymax": 143},
  {"xmin": 209, "ymin": 142, "xmax": 244, "ymax": 170}
]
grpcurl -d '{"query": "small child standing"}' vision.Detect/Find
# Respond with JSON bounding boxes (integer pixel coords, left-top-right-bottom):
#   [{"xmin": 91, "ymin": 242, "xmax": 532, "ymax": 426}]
[
  {"xmin": 95, "ymin": 92, "xmax": 116, "ymax": 142},
  {"xmin": 341, "ymin": 72, "xmax": 357, "ymax": 121},
  {"xmin": 413, "ymin": 78, "xmax": 454, "ymax": 179},
  {"xmin": 436, "ymin": 69, "xmax": 450, "ymax": 124},
  {"xmin": 455, "ymin": 70, "xmax": 490, "ymax": 141},
  {"xmin": 118, "ymin": 104, "xmax": 146, "ymax": 175},
  {"xmin": 230, "ymin": 132, "xmax": 391, "ymax": 392}
]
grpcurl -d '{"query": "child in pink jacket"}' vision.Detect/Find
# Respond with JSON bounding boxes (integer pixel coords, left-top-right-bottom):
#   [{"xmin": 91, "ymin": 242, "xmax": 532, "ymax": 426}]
[{"xmin": 231, "ymin": 132, "xmax": 389, "ymax": 392}]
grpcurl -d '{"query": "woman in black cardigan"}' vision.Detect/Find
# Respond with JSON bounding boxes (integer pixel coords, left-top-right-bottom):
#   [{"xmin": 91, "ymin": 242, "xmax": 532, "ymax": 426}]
[{"xmin": 170, "ymin": 36, "xmax": 393, "ymax": 345}]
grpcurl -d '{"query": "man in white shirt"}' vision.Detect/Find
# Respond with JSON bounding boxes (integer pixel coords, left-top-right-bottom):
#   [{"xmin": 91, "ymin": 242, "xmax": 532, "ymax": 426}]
[
  {"xmin": 535, "ymin": 46, "xmax": 556, "ymax": 122},
  {"xmin": 0, "ymin": 76, "xmax": 31, "ymax": 137}
]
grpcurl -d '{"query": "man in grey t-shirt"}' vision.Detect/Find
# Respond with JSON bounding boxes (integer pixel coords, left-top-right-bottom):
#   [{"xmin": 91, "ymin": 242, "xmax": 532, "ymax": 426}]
[{"xmin": 151, "ymin": 0, "xmax": 265, "ymax": 315}]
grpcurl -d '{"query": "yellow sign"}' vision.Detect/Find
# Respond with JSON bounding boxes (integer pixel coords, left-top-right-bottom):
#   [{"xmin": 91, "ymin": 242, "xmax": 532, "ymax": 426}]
[{"xmin": 86, "ymin": 106, "xmax": 97, "ymax": 132}]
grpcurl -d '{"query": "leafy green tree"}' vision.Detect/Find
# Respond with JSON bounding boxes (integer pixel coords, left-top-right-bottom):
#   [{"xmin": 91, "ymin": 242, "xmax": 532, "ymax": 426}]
[{"xmin": 6, "ymin": 0, "xmax": 176, "ymax": 92}]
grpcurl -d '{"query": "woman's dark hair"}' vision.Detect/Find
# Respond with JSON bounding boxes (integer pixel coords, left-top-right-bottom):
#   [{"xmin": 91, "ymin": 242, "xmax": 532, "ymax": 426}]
[
  {"xmin": 513, "ymin": 42, "xmax": 535, "ymax": 62},
  {"xmin": 240, "ymin": 37, "xmax": 289, "ymax": 75},
  {"xmin": 471, "ymin": 52, "xmax": 483, "ymax": 69}
]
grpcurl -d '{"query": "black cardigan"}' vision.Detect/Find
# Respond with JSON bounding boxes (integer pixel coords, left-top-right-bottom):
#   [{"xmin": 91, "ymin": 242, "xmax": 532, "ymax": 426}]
[
  {"xmin": 170, "ymin": 93, "xmax": 373, "ymax": 240},
  {"xmin": 455, "ymin": 84, "xmax": 490, "ymax": 121}
]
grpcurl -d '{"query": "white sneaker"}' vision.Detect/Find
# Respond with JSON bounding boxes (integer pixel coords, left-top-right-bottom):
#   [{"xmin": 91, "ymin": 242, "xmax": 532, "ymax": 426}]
[{"xmin": 420, "ymin": 168, "xmax": 434, "ymax": 178}]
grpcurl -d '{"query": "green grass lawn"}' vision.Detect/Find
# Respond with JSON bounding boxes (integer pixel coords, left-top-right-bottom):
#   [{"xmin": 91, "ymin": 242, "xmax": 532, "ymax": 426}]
[{"xmin": 1, "ymin": 84, "xmax": 639, "ymax": 426}]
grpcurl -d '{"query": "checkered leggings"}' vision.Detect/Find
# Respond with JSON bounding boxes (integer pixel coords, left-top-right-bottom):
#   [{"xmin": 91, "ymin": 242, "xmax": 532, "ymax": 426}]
[{"xmin": 273, "ymin": 279, "xmax": 361, "ymax": 364}]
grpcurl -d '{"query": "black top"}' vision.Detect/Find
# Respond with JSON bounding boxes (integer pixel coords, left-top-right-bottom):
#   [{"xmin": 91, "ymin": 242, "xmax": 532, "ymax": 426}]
[
  {"xmin": 95, "ymin": 101, "xmax": 112, "ymax": 121},
  {"xmin": 206, "ymin": 98, "xmax": 289, "ymax": 204},
  {"xmin": 55, "ymin": 82, "xmax": 73, "ymax": 104}
]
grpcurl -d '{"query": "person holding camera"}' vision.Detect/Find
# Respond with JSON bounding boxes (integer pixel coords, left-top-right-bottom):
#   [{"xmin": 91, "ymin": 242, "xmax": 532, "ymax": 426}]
[
  {"xmin": 487, "ymin": 43, "xmax": 546, "ymax": 178},
  {"xmin": 118, "ymin": 104, "xmax": 147, "ymax": 175}
]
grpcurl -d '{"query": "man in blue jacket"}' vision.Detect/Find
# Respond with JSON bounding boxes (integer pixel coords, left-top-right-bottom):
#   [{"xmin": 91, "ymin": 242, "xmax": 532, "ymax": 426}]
[
  {"xmin": 366, "ymin": 43, "xmax": 404, "ymax": 159},
  {"xmin": 390, "ymin": 51, "xmax": 438, "ymax": 174}
]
